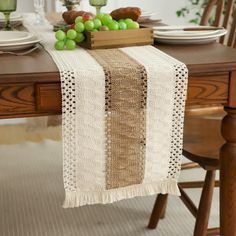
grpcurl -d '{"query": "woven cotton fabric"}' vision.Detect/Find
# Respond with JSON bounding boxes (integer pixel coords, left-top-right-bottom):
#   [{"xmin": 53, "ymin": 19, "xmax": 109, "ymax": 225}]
[{"xmin": 24, "ymin": 16, "xmax": 188, "ymax": 208}]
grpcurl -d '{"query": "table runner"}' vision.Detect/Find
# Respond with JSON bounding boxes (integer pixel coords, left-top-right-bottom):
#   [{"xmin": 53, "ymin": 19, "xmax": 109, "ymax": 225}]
[{"xmin": 24, "ymin": 16, "xmax": 188, "ymax": 208}]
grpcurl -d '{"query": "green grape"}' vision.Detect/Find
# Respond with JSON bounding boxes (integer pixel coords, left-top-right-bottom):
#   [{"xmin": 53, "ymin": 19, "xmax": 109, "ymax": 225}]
[
  {"xmin": 99, "ymin": 25, "xmax": 109, "ymax": 31},
  {"xmin": 101, "ymin": 14, "xmax": 113, "ymax": 26},
  {"xmin": 128, "ymin": 21, "xmax": 140, "ymax": 29},
  {"xmin": 96, "ymin": 13, "xmax": 104, "ymax": 21},
  {"xmin": 55, "ymin": 30, "xmax": 66, "ymax": 41},
  {"xmin": 118, "ymin": 19, "xmax": 125, "ymax": 23},
  {"xmin": 124, "ymin": 18, "xmax": 133, "ymax": 25},
  {"xmin": 92, "ymin": 29, "xmax": 99, "ymax": 32},
  {"xmin": 84, "ymin": 20, "xmax": 94, "ymax": 31},
  {"xmin": 54, "ymin": 40, "xmax": 65, "ymax": 50},
  {"xmin": 108, "ymin": 21, "xmax": 119, "ymax": 31},
  {"xmin": 132, "ymin": 22, "xmax": 140, "ymax": 29},
  {"xmin": 67, "ymin": 29, "xmax": 77, "ymax": 40},
  {"xmin": 75, "ymin": 22, "xmax": 85, "ymax": 33},
  {"xmin": 118, "ymin": 22, "xmax": 127, "ymax": 30},
  {"xmin": 93, "ymin": 19, "xmax": 102, "ymax": 29},
  {"xmin": 75, "ymin": 32, "xmax": 85, "ymax": 43},
  {"xmin": 66, "ymin": 39, "xmax": 76, "ymax": 50},
  {"xmin": 75, "ymin": 16, "xmax": 83, "ymax": 24}
]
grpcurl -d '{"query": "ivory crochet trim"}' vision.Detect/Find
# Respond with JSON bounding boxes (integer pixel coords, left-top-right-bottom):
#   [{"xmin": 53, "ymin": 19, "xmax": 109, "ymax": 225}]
[{"xmin": 63, "ymin": 180, "xmax": 180, "ymax": 208}]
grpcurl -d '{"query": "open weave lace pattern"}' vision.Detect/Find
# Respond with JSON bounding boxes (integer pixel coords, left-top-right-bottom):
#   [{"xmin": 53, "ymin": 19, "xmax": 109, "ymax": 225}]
[{"xmin": 24, "ymin": 18, "xmax": 188, "ymax": 208}]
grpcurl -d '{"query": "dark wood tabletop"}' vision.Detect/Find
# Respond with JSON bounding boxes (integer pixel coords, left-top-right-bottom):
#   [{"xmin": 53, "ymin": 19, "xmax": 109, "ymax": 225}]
[
  {"xmin": 1, "ymin": 42, "xmax": 236, "ymax": 77},
  {"xmin": 0, "ymin": 42, "xmax": 236, "ymax": 236}
]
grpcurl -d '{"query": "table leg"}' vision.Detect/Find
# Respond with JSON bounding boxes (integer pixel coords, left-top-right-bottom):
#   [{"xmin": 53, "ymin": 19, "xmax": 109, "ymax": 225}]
[{"xmin": 220, "ymin": 107, "xmax": 236, "ymax": 235}]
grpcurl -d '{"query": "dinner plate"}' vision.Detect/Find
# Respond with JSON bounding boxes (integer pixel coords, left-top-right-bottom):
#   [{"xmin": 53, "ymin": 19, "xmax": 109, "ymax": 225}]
[
  {"xmin": 155, "ymin": 29, "xmax": 222, "ymax": 37},
  {"xmin": 154, "ymin": 26, "xmax": 227, "ymax": 45},
  {"xmin": 0, "ymin": 31, "xmax": 33, "ymax": 43},
  {"xmin": 139, "ymin": 10, "xmax": 157, "ymax": 22},
  {"xmin": 0, "ymin": 35, "xmax": 41, "ymax": 51},
  {"xmin": 141, "ymin": 10, "xmax": 155, "ymax": 16}
]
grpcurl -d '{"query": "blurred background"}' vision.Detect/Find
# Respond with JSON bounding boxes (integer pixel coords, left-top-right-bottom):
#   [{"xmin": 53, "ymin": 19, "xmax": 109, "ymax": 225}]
[{"xmin": 16, "ymin": 0, "xmax": 193, "ymax": 25}]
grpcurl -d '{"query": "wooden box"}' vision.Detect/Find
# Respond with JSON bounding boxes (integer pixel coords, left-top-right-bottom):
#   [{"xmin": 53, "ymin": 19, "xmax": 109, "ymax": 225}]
[{"xmin": 79, "ymin": 27, "xmax": 153, "ymax": 49}]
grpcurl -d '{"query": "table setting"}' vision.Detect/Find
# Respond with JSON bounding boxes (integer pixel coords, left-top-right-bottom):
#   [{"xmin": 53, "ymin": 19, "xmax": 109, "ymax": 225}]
[
  {"xmin": 0, "ymin": 0, "xmax": 229, "ymax": 210},
  {"xmin": 0, "ymin": 0, "xmax": 47, "ymax": 54},
  {"xmin": 1, "ymin": 1, "xmax": 236, "ymax": 234}
]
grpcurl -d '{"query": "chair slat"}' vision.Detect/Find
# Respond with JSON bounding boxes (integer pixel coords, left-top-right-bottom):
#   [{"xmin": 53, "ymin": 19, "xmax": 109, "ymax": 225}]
[
  {"xmin": 200, "ymin": 0, "xmax": 218, "ymax": 26},
  {"xmin": 228, "ymin": 10, "xmax": 236, "ymax": 47},
  {"xmin": 201, "ymin": 0, "xmax": 236, "ymax": 47},
  {"xmin": 220, "ymin": 0, "xmax": 235, "ymax": 43},
  {"xmin": 222, "ymin": 0, "xmax": 234, "ymax": 28},
  {"xmin": 214, "ymin": 0, "xmax": 225, "ymax": 26}
]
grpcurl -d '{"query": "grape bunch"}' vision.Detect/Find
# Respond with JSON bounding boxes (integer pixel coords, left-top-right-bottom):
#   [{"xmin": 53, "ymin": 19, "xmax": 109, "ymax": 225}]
[{"xmin": 54, "ymin": 13, "xmax": 140, "ymax": 50}]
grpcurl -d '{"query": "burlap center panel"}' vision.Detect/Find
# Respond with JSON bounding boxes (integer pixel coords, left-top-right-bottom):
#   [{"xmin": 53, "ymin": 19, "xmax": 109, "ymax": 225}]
[{"xmin": 89, "ymin": 49, "xmax": 148, "ymax": 189}]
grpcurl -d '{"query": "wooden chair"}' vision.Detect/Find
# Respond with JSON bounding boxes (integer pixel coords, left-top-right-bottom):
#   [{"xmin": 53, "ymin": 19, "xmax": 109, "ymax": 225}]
[
  {"xmin": 148, "ymin": 4, "xmax": 236, "ymax": 236},
  {"xmin": 200, "ymin": 0, "xmax": 235, "ymax": 46},
  {"xmin": 183, "ymin": 0, "xmax": 235, "ymax": 170}
]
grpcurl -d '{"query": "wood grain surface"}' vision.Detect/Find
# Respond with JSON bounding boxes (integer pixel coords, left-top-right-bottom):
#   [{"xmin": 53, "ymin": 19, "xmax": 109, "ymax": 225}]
[
  {"xmin": 220, "ymin": 108, "xmax": 236, "ymax": 235},
  {"xmin": 0, "ymin": 83, "xmax": 35, "ymax": 116},
  {"xmin": 229, "ymin": 71, "xmax": 236, "ymax": 107},
  {"xmin": 186, "ymin": 73, "xmax": 229, "ymax": 105}
]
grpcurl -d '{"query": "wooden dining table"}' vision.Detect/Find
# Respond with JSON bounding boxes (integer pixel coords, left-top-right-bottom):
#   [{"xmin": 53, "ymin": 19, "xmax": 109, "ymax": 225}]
[{"xmin": 0, "ymin": 41, "xmax": 236, "ymax": 235}]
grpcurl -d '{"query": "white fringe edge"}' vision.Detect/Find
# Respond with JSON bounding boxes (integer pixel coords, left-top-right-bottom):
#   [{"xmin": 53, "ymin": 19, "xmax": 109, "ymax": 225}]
[{"xmin": 63, "ymin": 180, "xmax": 180, "ymax": 208}]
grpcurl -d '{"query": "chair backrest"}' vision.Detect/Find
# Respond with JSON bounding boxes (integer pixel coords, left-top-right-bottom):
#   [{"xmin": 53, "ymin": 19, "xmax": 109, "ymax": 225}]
[
  {"xmin": 200, "ymin": 0, "xmax": 235, "ymax": 45},
  {"xmin": 227, "ymin": 9, "xmax": 236, "ymax": 47}
]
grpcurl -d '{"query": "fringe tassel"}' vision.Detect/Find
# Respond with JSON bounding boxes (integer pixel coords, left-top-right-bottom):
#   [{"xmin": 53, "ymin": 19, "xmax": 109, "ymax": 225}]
[{"xmin": 63, "ymin": 180, "xmax": 180, "ymax": 208}]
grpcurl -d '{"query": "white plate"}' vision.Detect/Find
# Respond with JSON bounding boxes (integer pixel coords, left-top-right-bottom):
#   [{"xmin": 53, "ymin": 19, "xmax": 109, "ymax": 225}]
[
  {"xmin": 155, "ymin": 29, "xmax": 222, "ymax": 37},
  {"xmin": 0, "ymin": 35, "xmax": 41, "ymax": 51},
  {"xmin": 154, "ymin": 26, "xmax": 227, "ymax": 44},
  {"xmin": 154, "ymin": 29, "xmax": 227, "ymax": 40},
  {"xmin": 141, "ymin": 10, "xmax": 155, "ymax": 16},
  {"xmin": 155, "ymin": 37, "xmax": 221, "ymax": 44},
  {"xmin": 139, "ymin": 10, "xmax": 157, "ymax": 22},
  {"xmin": 0, "ymin": 31, "xmax": 33, "ymax": 43},
  {"xmin": 139, "ymin": 16, "xmax": 157, "ymax": 23}
]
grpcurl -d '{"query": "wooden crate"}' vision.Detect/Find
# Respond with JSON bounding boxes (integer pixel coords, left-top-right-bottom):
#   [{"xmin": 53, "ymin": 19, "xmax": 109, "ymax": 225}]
[{"xmin": 79, "ymin": 27, "xmax": 153, "ymax": 49}]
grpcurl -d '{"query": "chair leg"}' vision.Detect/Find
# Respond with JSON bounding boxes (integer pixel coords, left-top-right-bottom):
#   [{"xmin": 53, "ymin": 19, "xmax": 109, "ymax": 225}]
[
  {"xmin": 148, "ymin": 194, "xmax": 168, "ymax": 229},
  {"xmin": 160, "ymin": 196, "xmax": 168, "ymax": 219},
  {"xmin": 193, "ymin": 170, "xmax": 216, "ymax": 236}
]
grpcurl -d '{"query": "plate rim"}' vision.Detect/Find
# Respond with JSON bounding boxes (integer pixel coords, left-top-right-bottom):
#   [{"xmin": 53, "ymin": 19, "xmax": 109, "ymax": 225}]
[
  {"xmin": 154, "ymin": 37, "xmax": 219, "ymax": 45},
  {"xmin": 154, "ymin": 29, "xmax": 227, "ymax": 40},
  {"xmin": 0, "ymin": 31, "xmax": 34, "ymax": 43},
  {"xmin": 0, "ymin": 36, "xmax": 41, "ymax": 48},
  {"xmin": 154, "ymin": 29, "xmax": 222, "ymax": 37}
]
